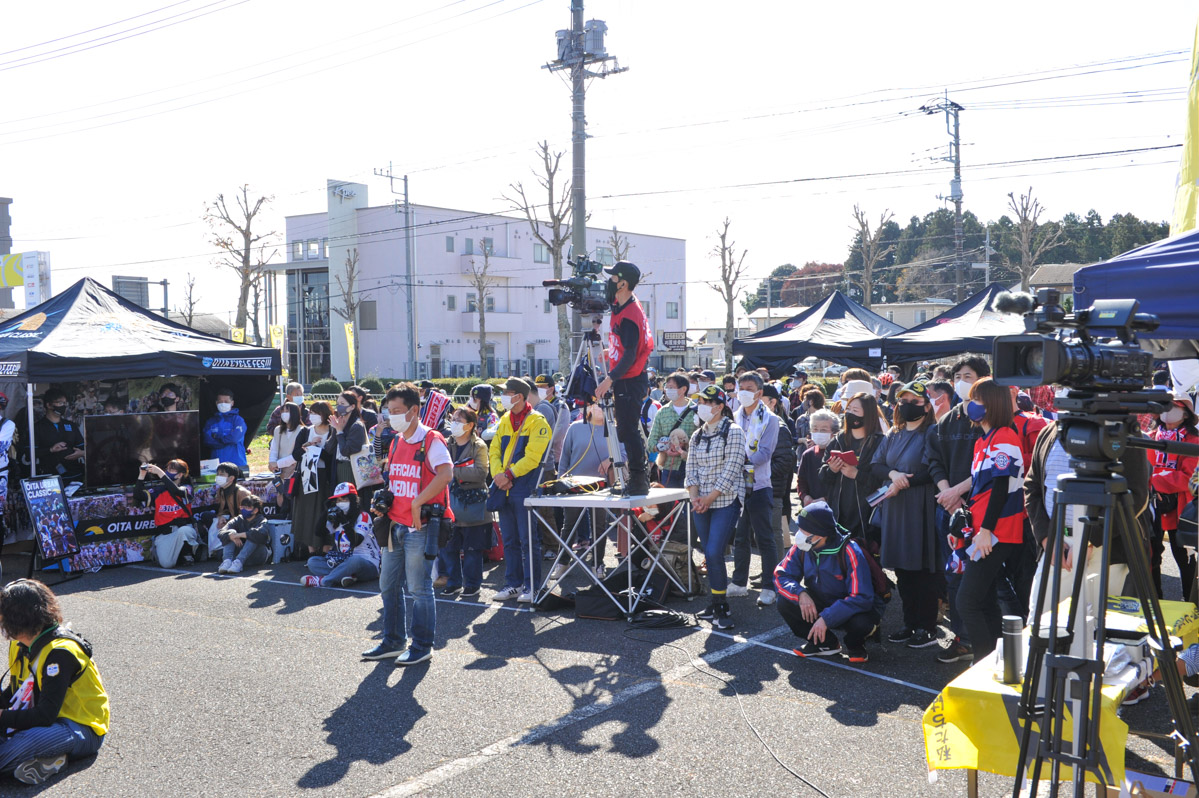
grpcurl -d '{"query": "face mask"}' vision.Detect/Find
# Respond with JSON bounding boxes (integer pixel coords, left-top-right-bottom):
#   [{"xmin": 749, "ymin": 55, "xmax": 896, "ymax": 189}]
[
  {"xmin": 450, "ymin": 421, "xmax": 468, "ymax": 438},
  {"xmin": 795, "ymin": 535, "xmax": 816, "ymax": 552},
  {"xmin": 605, "ymin": 279, "xmax": 619, "ymax": 304},
  {"xmin": 953, "ymin": 380, "xmax": 971, "ymax": 401},
  {"xmin": 498, "ymin": 394, "xmax": 516, "ymax": 411},
  {"xmin": 165, "ymin": 471, "xmax": 180, "ymax": 482},
  {"xmin": 966, "ymin": 400, "xmax": 987, "ymax": 423},
  {"xmin": 696, "ymin": 404, "xmax": 717, "ymax": 423},
  {"xmin": 336, "ymin": 501, "xmax": 351, "ymax": 514},
  {"xmin": 309, "ymin": 413, "xmax": 323, "ymax": 426},
  {"xmin": 50, "ymin": 404, "xmax": 66, "ymax": 414},
  {"xmin": 845, "ymin": 412, "xmax": 864, "ymax": 429},
  {"xmin": 280, "ymin": 412, "xmax": 291, "ymax": 424},
  {"xmin": 810, "ymin": 431, "xmax": 832, "ymax": 448},
  {"xmin": 467, "ymin": 399, "xmax": 479, "ymax": 410},
  {"xmin": 1161, "ymin": 407, "xmax": 1185, "ymax": 425},
  {"xmin": 217, "ymin": 402, "xmax": 232, "ymax": 413},
  {"xmin": 697, "ymin": 381, "xmax": 711, "ymax": 392},
  {"xmin": 736, "ymin": 390, "xmax": 757, "ymax": 408},
  {"xmin": 162, "ymin": 395, "xmax": 176, "ymax": 404},
  {"xmin": 897, "ymin": 402, "xmax": 925, "ymax": 423},
  {"xmin": 537, "ymin": 388, "xmax": 549, "ymax": 401},
  {"xmin": 389, "ymin": 413, "xmax": 407, "ymax": 432},
  {"xmin": 689, "ymin": 383, "xmax": 698, "ymax": 394},
  {"xmin": 664, "ymin": 388, "xmax": 679, "ymax": 402},
  {"xmin": 215, "ymin": 475, "xmax": 229, "ymax": 487},
  {"xmin": 239, "ymin": 508, "xmax": 254, "ymax": 519}
]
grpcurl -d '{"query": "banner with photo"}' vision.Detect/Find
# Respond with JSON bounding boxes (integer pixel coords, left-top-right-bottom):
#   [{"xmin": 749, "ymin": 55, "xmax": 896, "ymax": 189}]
[{"xmin": 21, "ymin": 476, "xmax": 80, "ymax": 562}]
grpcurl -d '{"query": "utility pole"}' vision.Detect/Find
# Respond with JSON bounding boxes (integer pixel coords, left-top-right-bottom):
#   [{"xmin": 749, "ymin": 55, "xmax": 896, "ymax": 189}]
[
  {"xmin": 920, "ymin": 94, "xmax": 965, "ymax": 301},
  {"xmin": 544, "ymin": 2, "xmax": 626, "ymax": 261},
  {"xmin": 375, "ymin": 162, "xmax": 418, "ymax": 379}
]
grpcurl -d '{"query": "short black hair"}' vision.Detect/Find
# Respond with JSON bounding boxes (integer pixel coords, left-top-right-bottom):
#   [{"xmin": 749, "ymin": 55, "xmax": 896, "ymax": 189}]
[
  {"xmin": 216, "ymin": 462, "xmax": 241, "ymax": 480},
  {"xmin": 951, "ymin": 356, "xmax": 991, "ymax": 379},
  {"xmin": 0, "ymin": 579, "xmax": 63, "ymax": 641},
  {"xmin": 385, "ymin": 383, "xmax": 420, "ymax": 410},
  {"xmin": 239, "ymin": 493, "xmax": 263, "ymax": 510},
  {"xmin": 215, "ymin": 387, "xmax": 235, "ymax": 401},
  {"xmin": 43, "ymin": 388, "xmax": 67, "ymax": 405},
  {"xmin": 1152, "ymin": 369, "xmax": 1171, "ymax": 386}
]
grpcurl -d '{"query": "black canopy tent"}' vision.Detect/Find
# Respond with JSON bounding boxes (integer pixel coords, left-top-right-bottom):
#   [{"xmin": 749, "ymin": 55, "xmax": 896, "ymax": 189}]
[
  {"xmin": 732, "ymin": 290, "xmax": 904, "ymax": 375},
  {"xmin": 883, "ymin": 284, "xmax": 1026, "ymax": 364},
  {"xmin": 0, "ymin": 278, "xmax": 282, "ymax": 476}
]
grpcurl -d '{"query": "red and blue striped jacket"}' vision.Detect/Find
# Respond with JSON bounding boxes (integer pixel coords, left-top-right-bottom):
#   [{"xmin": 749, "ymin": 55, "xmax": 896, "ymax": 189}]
[
  {"xmin": 969, "ymin": 426, "xmax": 1026, "ymax": 544},
  {"xmin": 773, "ymin": 533, "xmax": 876, "ymax": 629}
]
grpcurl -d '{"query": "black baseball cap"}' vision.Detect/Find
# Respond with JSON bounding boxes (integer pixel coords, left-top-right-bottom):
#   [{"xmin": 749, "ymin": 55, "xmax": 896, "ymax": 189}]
[{"xmin": 603, "ymin": 260, "xmax": 640, "ymax": 288}]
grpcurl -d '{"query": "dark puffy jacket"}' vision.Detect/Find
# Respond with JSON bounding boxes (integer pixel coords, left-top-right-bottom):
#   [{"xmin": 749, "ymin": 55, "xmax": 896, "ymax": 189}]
[
  {"xmin": 770, "ymin": 420, "xmax": 796, "ymax": 499},
  {"xmin": 926, "ymin": 402, "xmax": 981, "ymax": 488}
]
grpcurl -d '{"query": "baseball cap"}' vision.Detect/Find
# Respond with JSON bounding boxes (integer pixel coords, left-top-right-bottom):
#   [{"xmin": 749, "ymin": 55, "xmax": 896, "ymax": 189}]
[
  {"xmin": 602, "ymin": 260, "xmax": 640, "ymax": 288},
  {"xmin": 896, "ymin": 380, "xmax": 928, "ymax": 401},
  {"xmin": 503, "ymin": 377, "xmax": 531, "ymax": 398},
  {"xmin": 701, "ymin": 369, "xmax": 716, "ymax": 382},
  {"xmin": 330, "ymin": 482, "xmax": 358, "ymax": 499},
  {"xmin": 418, "ymin": 380, "xmax": 434, "ymax": 390},
  {"xmin": 534, "ymin": 374, "xmax": 553, "ymax": 387},
  {"xmin": 697, "ymin": 385, "xmax": 727, "ymax": 404}
]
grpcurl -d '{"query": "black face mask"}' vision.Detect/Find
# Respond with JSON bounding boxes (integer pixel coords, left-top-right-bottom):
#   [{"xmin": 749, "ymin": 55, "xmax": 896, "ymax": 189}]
[
  {"xmin": 897, "ymin": 402, "xmax": 926, "ymax": 423},
  {"xmin": 605, "ymin": 279, "xmax": 619, "ymax": 305},
  {"xmin": 845, "ymin": 412, "xmax": 865, "ymax": 429},
  {"xmin": 50, "ymin": 404, "xmax": 67, "ymax": 415}
]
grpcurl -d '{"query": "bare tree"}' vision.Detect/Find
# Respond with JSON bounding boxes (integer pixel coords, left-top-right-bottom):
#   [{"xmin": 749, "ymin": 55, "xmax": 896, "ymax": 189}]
[
  {"xmin": 204, "ymin": 185, "xmax": 276, "ymax": 339},
  {"xmin": 332, "ymin": 248, "xmax": 364, "ymax": 370},
  {"xmin": 607, "ymin": 226, "xmax": 632, "ymax": 262},
  {"xmin": 1006, "ymin": 187, "xmax": 1065, "ymax": 291},
  {"xmin": 849, "ymin": 205, "xmax": 895, "ymax": 310},
  {"xmin": 706, "ymin": 218, "xmax": 750, "ymax": 368},
  {"xmin": 503, "ymin": 141, "xmax": 573, "ymax": 372},
  {"xmin": 466, "ymin": 242, "xmax": 499, "ymax": 378},
  {"xmin": 177, "ymin": 273, "xmax": 200, "ymax": 327}
]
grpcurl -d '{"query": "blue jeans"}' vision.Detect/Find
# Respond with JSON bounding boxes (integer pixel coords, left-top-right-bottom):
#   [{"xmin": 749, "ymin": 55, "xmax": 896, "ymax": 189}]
[
  {"xmin": 442, "ymin": 523, "xmax": 490, "ymax": 590},
  {"xmin": 732, "ymin": 487, "xmax": 777, "ymax": 586},
  {"xmin": 378, "ymin": 523, "xmax": 436, "ymax": 654},
  {"xmin": 306, "ymin": 555, "xmax": 380, "ymax": 584},
  {"xmin": 0, "ymin": 718, "xmax": 103, "ymax": 773},
  {"xmin": 222, "ymin": 539, "xmax": 270, "ymax": 569},
  {"xmin": 694, "ymin": 498, "xmax": 741, "ymax": 594},
  {"xmin": 497, "ymin": 495, "xmax": 541, "ymax": 591}
]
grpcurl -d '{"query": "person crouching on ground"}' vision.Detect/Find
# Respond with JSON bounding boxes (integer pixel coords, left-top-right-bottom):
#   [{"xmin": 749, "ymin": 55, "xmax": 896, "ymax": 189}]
[
  {"xmin": 302, "ymin": 482, "xmax": 381, "ymax": 588},
  {"xmin": 216, "ymin": 494, "xmax": 272, "ymax": 574},
  {"xmin": 0, "ymin": 579, "xmax": 109, "ymax": 785},
  {"xmin": 135, "ymin": 459, "xmax": 199, "ymax": 568},
  {"xmin": 775, "ymin": 501, "xmax": 881, "ymax": 663}
]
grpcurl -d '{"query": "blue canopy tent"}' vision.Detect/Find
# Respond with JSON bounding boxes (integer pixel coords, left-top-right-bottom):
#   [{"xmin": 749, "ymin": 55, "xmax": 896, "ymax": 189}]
[
  {"xmin": 1073, "ymin": 229, "xmax": 1199, "ymax": 360},
  {"xmin": 883, "ymin": 285, "xmax": 1026, "ymax": 363},
  {"xmin": 732, "ymin": 290, "xmax": 904, "ymax": 375}
]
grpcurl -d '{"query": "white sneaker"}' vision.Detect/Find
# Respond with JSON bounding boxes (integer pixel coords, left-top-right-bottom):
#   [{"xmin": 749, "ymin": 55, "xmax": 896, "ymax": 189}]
[
  {"xmin": 726, "ymin": 583, "xmax": 750, "ymax": 598},
  {"xmin": 218, "ymin": 559, "xmax": 233, "ymax": 574},
  {"xmin": 492, "ymin": 586, "xmax": 521, "ymax": 601},
  {"xmin": 300, "ymin": 575, "xmax": 321, "ymax": 587},
  {"xmin": 549, "ymin": 563, "xmax": 567, "ymax": 581},
  {"xmin": 517, "ymin": 590, "xmax": 535, "ymax": 603},
  {"xmin": 228, "ymin": 559, "xmax": 244, "ymax": 574},
  {"xmin": 756, "ymin": 589, "xmax": 777, "ymax": 606},
  {"xmin": 594, "ymin": 564, "xmax": 607, "ymax": 579}
]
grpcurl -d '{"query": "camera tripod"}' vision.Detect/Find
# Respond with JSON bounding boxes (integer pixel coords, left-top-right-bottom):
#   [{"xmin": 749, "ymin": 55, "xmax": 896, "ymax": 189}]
[
  {"xmin": 1013, "ymin": 391, "xmax": 1199, "ymax": 797},
  {"xmin": 557, "ymin": 315, "xmax": 628, "ymax": 494}
]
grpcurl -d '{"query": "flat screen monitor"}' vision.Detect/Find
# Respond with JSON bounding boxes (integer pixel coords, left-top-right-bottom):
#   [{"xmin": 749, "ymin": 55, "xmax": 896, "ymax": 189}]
[{"xmin": 84, "ymin": 411, "xmax": 200, "ymax": 488}]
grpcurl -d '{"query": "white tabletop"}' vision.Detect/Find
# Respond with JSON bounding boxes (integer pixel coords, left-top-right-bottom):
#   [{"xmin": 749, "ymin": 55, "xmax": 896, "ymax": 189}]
[{"xmin": 523, "ymin": 487, "xmax": 690, "ymax": 509}]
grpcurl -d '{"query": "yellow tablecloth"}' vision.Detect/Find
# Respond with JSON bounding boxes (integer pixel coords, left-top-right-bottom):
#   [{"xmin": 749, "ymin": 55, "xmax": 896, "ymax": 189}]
[{"xmin": 923, "ymin": 598, "xmax": 1199, "ymax": 785}]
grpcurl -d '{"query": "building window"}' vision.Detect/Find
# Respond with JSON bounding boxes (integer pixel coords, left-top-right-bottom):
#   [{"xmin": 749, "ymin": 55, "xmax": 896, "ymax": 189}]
[
  {"xmin": 359, "ymin": 300, "xmax": 377, "ymax": 331},
  {"xmin": 916, "ymin": 310, "xmax": 928, "ymax": 323},
  {"xmin": 595, "ymin": 246, "xmax": 614, "ymax": 266},
  {"xmin": 886, "ymin": 311, "xmax": 895, "ymax": 322},
  {"xmin": 446, "ymin": 236, "xmax": 454, "ymax": 253},
  {"xmin": 447, "ymin": 295, "xmax": 457, "ymax": 311},
  {"xmin": 291, "ymin": 241, "xmax": 304, "ymax": 261},
  {"xmin": 466, "ymin": 292, "xmax": 477, "ymax": 312},
  {"xmin": 464, "ymin": 238, "xmax": 474, "ymax": 256},
  {"xmin": 307, "ymin": 239, "xmax": 320, "ymax": 259},
  {"xmin": 534, "ymin": 243, "xmax": 549, "ymax": 263},
  {"xmin": 544, "ymin": 299, "xmax": 552, "ymax": 313},
  {"xmin": 322, "ymin": 238, "xmax": 329, "ymax": 258},
  {"xmin": 485, "ymin": 295, "xmax": 495, "ymax": 313},
  {"xmin": 482, "ymin": 237, "xmax": 494, "ymax": 255},
  {"xmin": 666, "ymin": 301, "xmax": 679, "ymax": 319}
]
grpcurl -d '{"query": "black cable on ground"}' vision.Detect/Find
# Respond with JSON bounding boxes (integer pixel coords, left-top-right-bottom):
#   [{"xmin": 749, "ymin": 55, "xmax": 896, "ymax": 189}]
[{"xmin": 623, "ymin": 625, "xmax": 833, "ymax": 798}]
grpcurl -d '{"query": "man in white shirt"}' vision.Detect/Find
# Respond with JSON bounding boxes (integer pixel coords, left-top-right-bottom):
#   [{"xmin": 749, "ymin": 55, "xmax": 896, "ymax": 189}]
[{"xmin": 727, "ymin": 372, "xmax": 781, "ymax": 606}]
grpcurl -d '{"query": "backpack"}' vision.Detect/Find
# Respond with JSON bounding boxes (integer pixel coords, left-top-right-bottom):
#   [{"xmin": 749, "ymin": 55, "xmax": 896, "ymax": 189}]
[{"xmin": 837, "ymin": 539, "xmax": 892, "ymax": 603}]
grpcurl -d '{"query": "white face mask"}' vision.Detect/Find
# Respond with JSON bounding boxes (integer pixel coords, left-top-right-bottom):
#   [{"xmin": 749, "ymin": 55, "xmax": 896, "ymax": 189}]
[
  {"xmin": 697, "ymin": 381, "xmax": 711, "ymax": 392},
  {"xmin": 664, "ymin": 388, "xmax": 679, "ymax": 402},
  {"xmin": 795, "ymin": 534, "xmax": 814, "ymax": 552},
  {"xmin": 450, "ymin": 421, "xmax": 468, "ymax": 438},
  {"xmin": 696, "ymin": 404, "xmax": 717, "ymax": 423},
  {"xmin": 215, "ymin": 475, "xmax": 229, "ymax": 487},
  {"xmin": 217, "ymin": 402, "xmax": 232, "ymax": 413},
  {"xmin": 336, "ymin": 501, "xmax": 351, "ymax": 514},
  {"xmin": 810, "ymin": 431, "xmax": 832, "ymax": 448},
  {"xmin": 389, "ymin": 413, "xmax": 408, "ymax": 432},
  {"xmin": 1161, "ymin": 406, "xmax": 1185, "ymax": 425},
  {"xmin": 280, "ymin": 412, "xmax": 291, "ymax": 424},
  {"xmin": 309, "ymin": 413, "xmax": 323, "ymax": 426},
  {"xmin": 736, "ymin": 390, "xmax": 756, "ymax": 408},
  {"xmin": 689, "ymin": 383, "xmax": 698, "ymax": 394},
  {"xmin": 498, "ymin": 394, "xmax": 516, "ymax": 411},
  {"xmin": 953, "ymin": 379, "xmax": 972, "ymax": 401},
  {"xmin": 537, "ymin": 388, "xmax": 549, "ymax": 401}
]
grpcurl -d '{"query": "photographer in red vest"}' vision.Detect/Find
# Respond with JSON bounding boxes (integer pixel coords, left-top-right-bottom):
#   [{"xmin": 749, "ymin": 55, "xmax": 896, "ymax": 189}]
[{"xmin": 594, "ymin": 261, "xmax": 655, "ymax": 496}]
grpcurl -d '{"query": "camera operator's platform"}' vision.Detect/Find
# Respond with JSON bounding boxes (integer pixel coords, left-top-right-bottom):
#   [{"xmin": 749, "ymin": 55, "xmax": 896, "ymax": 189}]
[{"xmin": 524, "ymin": 487, "xmax": 693, "ymax": 618}]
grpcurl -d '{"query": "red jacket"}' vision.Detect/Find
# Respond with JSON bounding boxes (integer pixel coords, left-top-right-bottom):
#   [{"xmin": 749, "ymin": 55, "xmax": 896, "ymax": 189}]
[{"xmin": 1150, "ymin": 426, "xmax": 1199, "ymax": 531}]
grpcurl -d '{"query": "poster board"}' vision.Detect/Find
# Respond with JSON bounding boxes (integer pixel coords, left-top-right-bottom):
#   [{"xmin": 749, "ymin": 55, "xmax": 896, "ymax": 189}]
[{"xmin": 21, "ymin": 476, "xmax": 80, "ymax": 563}]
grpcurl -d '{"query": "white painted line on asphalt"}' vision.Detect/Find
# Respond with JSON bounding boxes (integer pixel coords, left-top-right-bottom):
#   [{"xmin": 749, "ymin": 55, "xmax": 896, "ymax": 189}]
[
  {"xmin": 705, "ymin": 628, "xmax": 940, "ymax": 696},
  {"xmin": 370, "ymin": 624, "xmax": 792, "ymax": 798},
  {"xmin": 125, "ymin": 564, "xmax": 535, "ymax": 614}
]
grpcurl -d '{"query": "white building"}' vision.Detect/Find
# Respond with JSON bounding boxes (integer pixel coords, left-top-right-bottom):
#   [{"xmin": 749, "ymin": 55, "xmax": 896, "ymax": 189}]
[{"xmin": 270, "ymin": 180, "xmax": 687, "ymax": 384}]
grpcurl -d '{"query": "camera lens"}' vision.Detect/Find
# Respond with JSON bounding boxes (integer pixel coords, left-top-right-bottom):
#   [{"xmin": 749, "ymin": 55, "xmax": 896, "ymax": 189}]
[{"xmin": 1023, "ymin": 347, "xmax": 1043, "ymax": 376}]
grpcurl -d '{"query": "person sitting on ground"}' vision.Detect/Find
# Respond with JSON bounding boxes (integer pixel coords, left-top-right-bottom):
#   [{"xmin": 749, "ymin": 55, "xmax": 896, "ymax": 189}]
[
  {"xmin": 216, "ymin": 493, "xmax": 272, "ymax": 574},
  {"xmin": 302, "ymin": 482, "xmax": 381, "ymax": 588},
  {"xmin": 774, "ymin": 501, "xmax": 881, "ymax": 663},
  {"xmin": 135, "ymin": 459, "xmax": 199, "ymax": 568},
  {"xmin": 0, "ymin": 579, "xmax": 109, "ymax": 786}
]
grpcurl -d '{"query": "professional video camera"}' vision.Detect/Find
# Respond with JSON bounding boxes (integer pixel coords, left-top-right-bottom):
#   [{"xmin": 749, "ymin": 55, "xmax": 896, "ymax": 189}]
[
  {"xmin": 992, "ymin": 288, "xmax": 1156, "ymax": 391},
  {"xmin": 543, "ymin": 256, "xmax": 609, "ymax": 315}
]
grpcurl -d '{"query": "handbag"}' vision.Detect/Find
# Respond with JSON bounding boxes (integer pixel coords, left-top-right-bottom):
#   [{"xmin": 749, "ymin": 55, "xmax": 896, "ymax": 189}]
[
  {"xmin": 449, "ymin": 483, "xmax": 489, "ymax": 527},
  {"xmin": 485, "ymin": 484, "xmax": 507, "ymax": 512},
  {"xmin": 349, "ymin": 445, "xmax": 384, "ymax": 489},
  {"xmin": 1153, "ymin": 489, "xmax": 1180, "ymax": 517}
]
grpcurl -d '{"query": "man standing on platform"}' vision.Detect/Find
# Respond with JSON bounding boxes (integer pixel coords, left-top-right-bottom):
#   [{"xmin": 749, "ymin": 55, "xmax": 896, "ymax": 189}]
[{"xmin": 594, "ymin": 261, "xmax": 655, "ymax": 496}]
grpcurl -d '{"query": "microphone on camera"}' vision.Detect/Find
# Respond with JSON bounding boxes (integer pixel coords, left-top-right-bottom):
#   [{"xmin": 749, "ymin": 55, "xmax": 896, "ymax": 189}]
[{"xmin": 994, "ymin": 290, "xmax": 1037, "ymax": 315}]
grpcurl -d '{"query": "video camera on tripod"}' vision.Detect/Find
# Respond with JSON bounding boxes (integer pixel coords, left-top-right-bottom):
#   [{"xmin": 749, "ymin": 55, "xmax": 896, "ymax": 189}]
[{"xmin": 542, "ymin": 256, "xmax": 610, "ymax": 316}]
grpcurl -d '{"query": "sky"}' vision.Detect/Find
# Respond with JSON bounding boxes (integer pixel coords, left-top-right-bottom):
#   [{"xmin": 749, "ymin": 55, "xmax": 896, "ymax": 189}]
[{"xmin": 1, "ymin": 0, "xmax": 1196, "ymax": 328}]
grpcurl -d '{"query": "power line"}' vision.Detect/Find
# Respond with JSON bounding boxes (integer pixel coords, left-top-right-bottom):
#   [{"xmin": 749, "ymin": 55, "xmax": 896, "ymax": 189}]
[{"xmin": 0, "ymin": 0, "xmax": 198, "ymax": 57}]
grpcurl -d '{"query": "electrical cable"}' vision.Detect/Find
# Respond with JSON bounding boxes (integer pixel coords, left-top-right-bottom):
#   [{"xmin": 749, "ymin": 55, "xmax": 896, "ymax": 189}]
[
  {"xmin": 622, "ymin": 628, "xmax": 833, "ymax": 798},
  {"xmin": 0, "ymin": 0, "xmax": 198, "ymax": 57}
]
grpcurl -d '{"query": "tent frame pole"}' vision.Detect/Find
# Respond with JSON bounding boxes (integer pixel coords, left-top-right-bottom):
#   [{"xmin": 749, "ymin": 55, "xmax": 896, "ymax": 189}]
[{"xmin": 26, "ymin": 382, "xmax": 36, "ymax": 478}]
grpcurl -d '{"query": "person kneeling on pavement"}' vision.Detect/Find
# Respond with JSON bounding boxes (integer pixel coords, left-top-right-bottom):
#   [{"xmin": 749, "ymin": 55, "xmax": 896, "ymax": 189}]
[
  {"xmin": 302, "ymin": 482, "xmax": 381, "ymax": 588},
  {"xmin": 216, "ymin": 494, "xmax": 272, "ymax": 574},
  {"xmin": 774, "ymin": 501, "xmax": 881, "ymax": 663},
  {"xmin": 0, "ymin": 579, "xmax": 109, "ymax": 786},
  {"xmin": 135, "ymin": 459, "xmax": 199, "ymax": 568}
]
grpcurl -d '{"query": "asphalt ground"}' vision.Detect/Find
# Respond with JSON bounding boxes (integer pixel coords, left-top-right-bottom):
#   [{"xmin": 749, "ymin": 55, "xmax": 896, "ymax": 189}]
[{"xmin": 0, "ymin": 538, "xmax": 1190, "ymax": 798}]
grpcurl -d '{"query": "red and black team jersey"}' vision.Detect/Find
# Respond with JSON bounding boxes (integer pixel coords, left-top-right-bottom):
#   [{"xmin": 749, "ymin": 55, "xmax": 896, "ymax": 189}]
[{"xmin": 969, "ymin": 425, "xmax": 1026, "ymax": 544}]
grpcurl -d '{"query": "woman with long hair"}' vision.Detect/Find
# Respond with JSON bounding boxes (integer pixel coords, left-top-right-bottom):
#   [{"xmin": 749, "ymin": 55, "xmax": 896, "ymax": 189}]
[
  {"xmin": 290, "ymin": 400, "xmax": 337, "ymax": 557},
  {"xmin": 330, "ymin": 390, "xmax": 368, "ymax": 489},
  {"xmin": 818, "ymin": 392, "xmax": 885, "ymax": 543}
]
